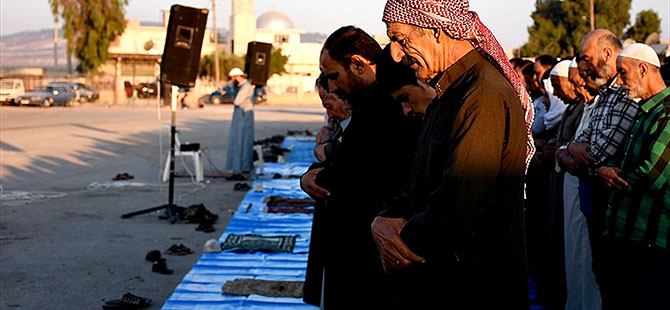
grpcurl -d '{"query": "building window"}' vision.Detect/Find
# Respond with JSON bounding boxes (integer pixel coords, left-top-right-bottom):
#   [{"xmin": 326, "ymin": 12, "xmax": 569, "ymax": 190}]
[{"xmin": 274, "ymin": 34, "xmax": 289, "ymax": 44}]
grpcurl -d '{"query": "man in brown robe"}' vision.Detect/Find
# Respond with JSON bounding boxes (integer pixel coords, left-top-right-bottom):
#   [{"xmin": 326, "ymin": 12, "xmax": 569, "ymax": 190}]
[{"xmin": 371, "ymin": 0, "xmax": 533, "ymax": 308}]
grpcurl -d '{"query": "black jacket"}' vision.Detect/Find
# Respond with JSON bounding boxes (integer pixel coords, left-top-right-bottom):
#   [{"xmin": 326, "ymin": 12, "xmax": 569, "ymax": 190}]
[{"xmin": 303, "ymin": 81, "xmax": 421, "ymax": 308}]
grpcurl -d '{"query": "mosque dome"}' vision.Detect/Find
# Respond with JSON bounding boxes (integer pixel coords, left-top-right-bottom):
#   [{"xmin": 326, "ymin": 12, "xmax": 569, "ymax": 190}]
[{"xmin": 256, "ymin": 10, "xmax": 294, "ymax": 30}]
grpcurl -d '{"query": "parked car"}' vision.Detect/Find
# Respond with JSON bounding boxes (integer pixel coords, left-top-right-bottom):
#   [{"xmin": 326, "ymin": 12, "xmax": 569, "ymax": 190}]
[
  {"xmin": 0, "ymin": 78, "xmax": 25, "ymax": 105},
  {"xmin": 208, "ymin": 82, "xmax": 237, "ymax": 104},
  {"xmin": 208, "ymin": 83, "xmax": 267, "ymax": 105},
  {"xmin": 254, "ymin": 86, "xmax": 267, "ymax": 104},
  {"xmin": 137, "ymin": 82, "xmax": 158, "ymax": 98},
  {"xmin": 15, "ymin": 85, "xmax": 76, "ymax": 107},
  {"xmin": 47, "ymin": 81, "xmax": 99, "ymax": 102}
]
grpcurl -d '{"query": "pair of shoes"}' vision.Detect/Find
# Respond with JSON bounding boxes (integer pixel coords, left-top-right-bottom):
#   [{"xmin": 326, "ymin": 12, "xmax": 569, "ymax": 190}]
[
  {"xmin": 234, "ymin": 183, "xmax": 251, "ymax": 191},
  {"xmin": 102, "ymin": 292, "xmax": 151, "ymax": 309},
  {"xmin": 196, "ymin": 222, "xmax": 215, "ymax": 233},
  {"xmin": 165, "ymin": 244, "xmax": 193, "ymax": 256},
  {"xmin": 151, "ymin": 258, "xmax": 173, "ymax": 275},
  {"xmin": 145, "ymin": 250, "xmax": 161, "ymax": 262},
  {"xmin": 112, "ymin": 172, "xmax": 134, "ymax": 181}
]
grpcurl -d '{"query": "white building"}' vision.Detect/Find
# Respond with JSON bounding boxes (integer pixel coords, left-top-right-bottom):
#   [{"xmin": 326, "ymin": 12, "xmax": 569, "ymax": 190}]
[
  {"xmin": 230, "ymin": 0, "xmax": 322, "ymax": 94},
  {"xmin": 99, "ymin": 11, "xmax": 217, "ymax": 103}
]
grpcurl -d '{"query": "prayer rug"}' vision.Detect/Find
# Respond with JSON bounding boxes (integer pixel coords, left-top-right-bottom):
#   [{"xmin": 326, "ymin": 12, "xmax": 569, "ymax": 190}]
[
  {"xmin": 222, "ymin": 279, "xmax": 304, "ymax": 298},
  {"xmin": 220, "ymin": 234, "xmax": 297, "ymax": 253},
  {"xmin": 263, "ymin": 196, "xmax": 315, "ymax": 214}
]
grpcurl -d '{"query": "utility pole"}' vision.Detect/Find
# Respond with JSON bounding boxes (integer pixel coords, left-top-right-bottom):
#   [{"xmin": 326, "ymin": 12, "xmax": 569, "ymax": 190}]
[
  {"xmin": 590, "ymin": 0, "xmax": 595, "ymax": 31},
  {"xmin": 212, "ymin": 0, "xmax": 221, "ymax": 86},
  {"xmin": 53, "ymin": 26, "xmax": 58, "ymax": 71}
]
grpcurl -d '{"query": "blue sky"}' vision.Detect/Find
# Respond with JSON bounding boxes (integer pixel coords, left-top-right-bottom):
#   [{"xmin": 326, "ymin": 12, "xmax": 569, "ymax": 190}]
[{"xmin": 1, "ymin": 0, "xmax": 668, "ymax": 48}]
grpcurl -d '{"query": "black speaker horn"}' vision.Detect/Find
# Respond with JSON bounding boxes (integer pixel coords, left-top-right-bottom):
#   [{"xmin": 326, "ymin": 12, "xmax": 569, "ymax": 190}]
[
  {"xmin": 160, "ymin": 5, "xmax": 209, "ymax": 88},
  {"xmin": 244, "ymin": 41, "xmax": 273, "ymax": 86}
]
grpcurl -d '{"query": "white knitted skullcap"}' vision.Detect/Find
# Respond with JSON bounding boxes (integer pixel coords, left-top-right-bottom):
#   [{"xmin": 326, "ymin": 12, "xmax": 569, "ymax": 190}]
[
  {"xmin": 618, "ymin": 43, "xmax": 661, "ymax": 67},
  {"xmin": 569, "ymin": 57, "xmax": 578, "ymax": 69},
  {"xmin": 550, "ymin": 60, "xmax": 571, "ymax": 78},
  {"xmin": 228, "ymin": 67, "xmax": 244, "ymax": 77}
]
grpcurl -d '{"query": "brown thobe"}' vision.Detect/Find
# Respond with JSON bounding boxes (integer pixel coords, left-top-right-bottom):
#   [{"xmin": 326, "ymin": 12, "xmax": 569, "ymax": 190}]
[{"xmin": 382, "ymin": 50, "xmax": 529, "ymax": 309}]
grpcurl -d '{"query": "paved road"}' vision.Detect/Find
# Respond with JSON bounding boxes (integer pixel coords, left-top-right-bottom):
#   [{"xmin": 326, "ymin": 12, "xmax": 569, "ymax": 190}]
[{"xmin": 0, "ymin": 104, "xmax": 323, "ymax": 309}]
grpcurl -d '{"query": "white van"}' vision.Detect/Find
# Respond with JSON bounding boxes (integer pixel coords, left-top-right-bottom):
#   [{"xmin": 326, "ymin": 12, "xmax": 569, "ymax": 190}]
[{"xmin": 0, "ymin": 79, "xmax": 25, "ymax": 105}]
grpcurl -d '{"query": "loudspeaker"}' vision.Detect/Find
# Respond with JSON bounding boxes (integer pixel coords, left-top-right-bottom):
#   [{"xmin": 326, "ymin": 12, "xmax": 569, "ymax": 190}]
[
  {"xmin": 160, "ymin": 5, "xmax": 209, "ymax": 88},
  {"xmin": 244, "ymin": 41, "xmax": 273, "ymax": 86}
]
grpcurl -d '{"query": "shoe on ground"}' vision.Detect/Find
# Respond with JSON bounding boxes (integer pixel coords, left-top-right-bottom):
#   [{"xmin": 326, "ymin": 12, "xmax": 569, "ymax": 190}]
[
  {"xmin": 151, "ymin": 259, "xmax": 173, "ymax": 275},
  {"xmin": 165, "ymin": 244, "xmax": 192, "ymax": 255},
  {"xmin": 145, "ymin": 250, "xmax": 161, "ymax": 262},
  {"xmin": 102, "ymin": 292, "xmax": 151, "ymax": 309}
]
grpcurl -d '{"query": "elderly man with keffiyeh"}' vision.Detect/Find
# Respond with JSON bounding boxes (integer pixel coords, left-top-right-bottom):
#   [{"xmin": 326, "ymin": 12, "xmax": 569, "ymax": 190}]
[{"xmin": 370, "ymin": 0, "xmax": 532, "ymax": 308}]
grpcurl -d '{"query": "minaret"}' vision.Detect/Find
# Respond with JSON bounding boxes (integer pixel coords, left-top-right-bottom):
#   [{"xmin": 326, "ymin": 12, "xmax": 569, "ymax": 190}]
[{"xmin": 230, "ymin": 0, "xmax": 256, "ymax": 56}]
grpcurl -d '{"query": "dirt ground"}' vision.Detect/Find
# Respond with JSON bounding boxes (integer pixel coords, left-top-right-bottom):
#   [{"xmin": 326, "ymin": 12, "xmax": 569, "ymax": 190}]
[{"xmin": 0, "ymin": 103, "xmax": 324, "ymax": 309}]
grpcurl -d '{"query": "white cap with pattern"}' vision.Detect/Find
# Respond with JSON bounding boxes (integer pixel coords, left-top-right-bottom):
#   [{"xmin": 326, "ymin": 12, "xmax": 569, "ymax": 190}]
[
  {"xmin": 618, "ymin": 43, "xmax": 661, "ymax": 67},
  {"xmin": 550, "ymin": 60, "xmax": 571, "ymax": 78}
]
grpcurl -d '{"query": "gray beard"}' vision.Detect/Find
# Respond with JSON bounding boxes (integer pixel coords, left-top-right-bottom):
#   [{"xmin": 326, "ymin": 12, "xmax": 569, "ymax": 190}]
[{"xmin": 593, "ymin": 59, "xmax": 613, "ymax": 87}]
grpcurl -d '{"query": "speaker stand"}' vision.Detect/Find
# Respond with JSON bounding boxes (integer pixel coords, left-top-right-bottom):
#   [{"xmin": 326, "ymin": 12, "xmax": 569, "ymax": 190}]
[{"xmin": 121, "ymin": 85, "xmax": 183, "ymax": 223}]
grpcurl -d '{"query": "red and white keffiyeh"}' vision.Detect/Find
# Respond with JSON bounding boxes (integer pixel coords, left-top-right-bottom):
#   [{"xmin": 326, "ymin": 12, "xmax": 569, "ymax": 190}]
[{"xmin": 383, "ymin": 0, "xmax": 535, "ymax": 170}]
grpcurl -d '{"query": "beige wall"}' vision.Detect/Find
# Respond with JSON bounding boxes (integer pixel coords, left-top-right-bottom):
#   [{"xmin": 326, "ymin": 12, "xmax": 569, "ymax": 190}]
[{"xmin": 108, "ymin": 19, "xmax": 216, "ymax": 60}]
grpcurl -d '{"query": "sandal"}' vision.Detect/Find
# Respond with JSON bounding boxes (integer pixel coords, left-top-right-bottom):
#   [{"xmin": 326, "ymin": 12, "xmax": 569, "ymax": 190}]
[
  {"xmin": 112, "ymin": 172, "xmax": 134, "ymax": 181},
  {"xmin": 102, "ymin": 292, "xmax": 151, "ymax": 309},
  {"xmin": 165, "ymin": 244, "xmax": 193, "ymax": 255},
  {"xmin": 233, "ymin": 183, "xmax": 251, "ymax": 191}
]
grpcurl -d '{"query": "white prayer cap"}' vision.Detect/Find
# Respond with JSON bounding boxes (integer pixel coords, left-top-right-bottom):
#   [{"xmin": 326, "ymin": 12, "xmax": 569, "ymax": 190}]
[
  {"xmin": 569, "ymin": 57, "xmax": 578, "ymax": 69},
  {"xmin": 618, "ymin": 43, "xmax": 661, "ymax": 67},
  {"xmin": 228, "ymin": 67, "xmax": 244, "ymax": 77},
  {"xmin": 550, "ymin": 60, "xmax": 571, "ymax": 78}
]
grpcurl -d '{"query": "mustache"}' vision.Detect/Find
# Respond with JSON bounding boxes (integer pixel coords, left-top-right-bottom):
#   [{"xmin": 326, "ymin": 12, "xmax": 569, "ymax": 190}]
[{"xmin": 401, "ymin": 55, "xmax": 418, "ymax": 67}]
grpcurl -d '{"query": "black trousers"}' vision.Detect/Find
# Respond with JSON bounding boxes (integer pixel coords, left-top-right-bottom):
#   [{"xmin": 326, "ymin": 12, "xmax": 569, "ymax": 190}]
[{"xmin": 598, "ymin": 237, "xmax": 670, "ymax": 310}]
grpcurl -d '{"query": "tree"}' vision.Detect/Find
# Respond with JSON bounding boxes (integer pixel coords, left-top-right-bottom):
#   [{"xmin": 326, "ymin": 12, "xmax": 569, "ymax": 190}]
[
  {"xmin": 268, "ymin": 48, "xmax": 289, "ymax": 77},
  {"xmin": 521, "ymin": 0, "xmax": 631, "ymax": 58},
  {"xmin": 200, "ymin": 51, "xmax": 245, "ymax": 78},
  {"xmin": 49, "ymin": 0, "xmax": 128, "ymax": 73},
  {"xmin": 625, "ymin": 10, "xmax": 662, "ymax": 43},
  {"xmin": 200, "ymin": 48, "xmax": 289, "ymax": 79}
]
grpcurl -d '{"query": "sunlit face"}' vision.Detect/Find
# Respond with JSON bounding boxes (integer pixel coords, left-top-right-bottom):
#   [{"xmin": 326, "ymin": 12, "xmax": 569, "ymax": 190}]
[
  {"xmin": 577, "ymin": 60, "xmax": 601, "ymax": 94},
  {"xmin": 320, "ymin": 50, "xmax": 365, "ymax": 100},
  {"xmin": 569, "ymin": 67, "xmax": 590, "ymax": 102},
  {"xmin": 318, "ymin": 87, "xmax": 351, "ymax": 122},
  {"xmin": 616, "ymin": 57, "xmax": 645, "ymax": 99},
  {"xmin": 534, "ymin": 62, "xmax": 550, "ymax": 88},
  {"xmin": 515, "ymin": 66, "xmax": 528, "ymax": 90},
  {"xmin": 550, "ymin": 75, "xmax": 577, "ymax": 104},
  {"xmin": 386, "ymin": 22, "xmax": 440, "ymax": 81},
  {"xmin": 389, "ymin": 80, "xmax": 436, "ymax": 118},
  {"xmin": 579, "ymin": 41, "xmax": 613, "ymax": 87}
]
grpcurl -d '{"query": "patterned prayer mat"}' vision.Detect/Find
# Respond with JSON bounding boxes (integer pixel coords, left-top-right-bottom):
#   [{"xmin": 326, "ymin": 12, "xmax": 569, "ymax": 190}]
[
  {"xmin": 222, "ymin": 279, "xmax": 304, "ymax": 298},
  {"xmin": 220, "ymin": 234, "xmax": 297, "ymax": 253},
  {"xmin": 263, "ymin": 196, "xmax": 315, "ymax": 214}
]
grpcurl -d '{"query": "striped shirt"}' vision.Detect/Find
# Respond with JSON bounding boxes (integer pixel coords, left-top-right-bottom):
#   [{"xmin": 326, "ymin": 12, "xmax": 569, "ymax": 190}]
[
  {"xmin": 575, "ymin": 77, "xmax": 639, "ymax": 176},
  {"xmin": 605, "ymin": 87, "xmax": 670, "ymax": 249}
]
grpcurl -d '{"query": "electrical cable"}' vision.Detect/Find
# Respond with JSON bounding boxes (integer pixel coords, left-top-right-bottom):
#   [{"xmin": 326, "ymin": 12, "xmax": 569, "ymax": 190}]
[{"xmin": 202, "ymin": 148, "xmax": 226, "ymax": 176}]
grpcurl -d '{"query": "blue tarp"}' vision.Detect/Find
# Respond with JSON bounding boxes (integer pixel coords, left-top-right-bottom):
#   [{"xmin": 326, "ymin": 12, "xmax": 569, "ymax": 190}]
[
  {"xmin": 162, "ymin": 135, "xmax": 545, "ymax": 309},
  {"xmin": 162, "ymin": 137, "xmax": 319, "ymax": 310}
]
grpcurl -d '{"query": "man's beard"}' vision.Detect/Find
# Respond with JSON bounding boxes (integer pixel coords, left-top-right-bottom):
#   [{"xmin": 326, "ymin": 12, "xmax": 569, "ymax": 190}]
[
  {"xmin": 622, "ymin": 83, "xmax": 644, "ymax": 100},
  {"xmin": 591, "ymin": 57, "xmax": 613, "ymax": 87},
  {"xmin": 335, "ymin": 71, "xmax": 367, "ymax": 102}
]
